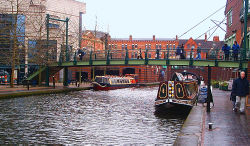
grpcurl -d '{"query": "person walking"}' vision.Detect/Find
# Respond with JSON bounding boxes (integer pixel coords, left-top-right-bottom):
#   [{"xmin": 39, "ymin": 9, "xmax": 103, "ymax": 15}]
[
  {"xmin": 232, "ymin": 71, "xmax": 249, "ymax": 114},
  {"xmin": 232, "ymin": 41, "xmax": 240, "ymax": 61},
  {"xmin": 156, "ymin": 48, "xmax": 160, "ymax": 59},
  {"xmin": 196, "ymin": 43, "xmax": 202, "ymax": 60},
  {"xmin": 176, "ymin": 45, "xmax": 181, "ymax": 59},
  {"xmin": 180, "ymin": 44, "xmax": 185, "ymax": 59},
  {"xmin": 222, "ymin": 44, "xmax": 230, "ymax": 60}
]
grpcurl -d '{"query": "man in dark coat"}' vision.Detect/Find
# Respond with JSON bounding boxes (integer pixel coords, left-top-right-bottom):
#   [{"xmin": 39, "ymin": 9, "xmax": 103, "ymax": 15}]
[
  {"xmin": 232, "ymin": 71, "xmax": 249, "ymax": 113},
  {"xmin": 222, "ymin": 44, "xmax": 230, "ymax": 60},
  {"xmin": 232, "ymin": 41, "xmax": 240, "ymax": 61}
]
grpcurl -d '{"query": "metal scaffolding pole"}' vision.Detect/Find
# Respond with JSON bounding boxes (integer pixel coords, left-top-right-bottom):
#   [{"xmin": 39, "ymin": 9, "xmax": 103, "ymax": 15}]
[{"xmin": 243, "ymin": 0, "xmax": 249, "ymax": 60}]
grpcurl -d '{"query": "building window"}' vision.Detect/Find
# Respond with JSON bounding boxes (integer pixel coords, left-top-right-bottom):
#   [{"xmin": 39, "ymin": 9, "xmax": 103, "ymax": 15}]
[
  {"xmin": 135, "ymin": 44, "xmax": 138, "ymax": 48},
  {"xmin": 48, "ymin": 23, "xmax": 59, "ymax": 29},
  {"xmin": 166, "ymin": 44, "xmax": 169, "ymax": 49},
  {"xmin": 149, "ymin": 44, "xmax": 151, "ymax": 49},
  {"xmin": 125, "ymin": 44, "xmax": 127, "ymax": 49},
  {"xmin": 109, "ymin": 44, "xmax": 111, "ymax": 49},
  {"xmin": 122, "ymin": 44, "xmax": 124, "ymax": 49},
  {"xmin": 145, "ymin": 44, "xmax": 148, "ymax": 49},
  {"xmin": 169, "ymin": 44, "xmax": 172, "ymax": 49},
  {"xmin": 173, "ymin": 44, "xmax": 175, "ymax": 49},
  {"xmin": 227, "ymin": 9, "xmax": 233, "ymax": 27},
  {"xmin": 156, "ymin": 44, "xmax": 158, "ymax": 49},
  {"xmin": 132, "ymin": 44, "xmax": 134, "ymax": 49},
  {"xmin": 159, "ymin": 44, "xmax": 162, "ymax": 49}
]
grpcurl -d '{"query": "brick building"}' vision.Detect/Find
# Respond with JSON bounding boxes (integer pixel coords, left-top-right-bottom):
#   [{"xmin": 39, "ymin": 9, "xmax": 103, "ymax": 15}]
[
  {"xmin": 109, "ymin": 34, "xmax": 224, "ymax": 60},
  {"xmin": 224, "ymin": 0, "xmax": 249, "ymax": 47},
  {"xmin": 81, "ymin": 30, "xmax": 108, "ymax": 51}
]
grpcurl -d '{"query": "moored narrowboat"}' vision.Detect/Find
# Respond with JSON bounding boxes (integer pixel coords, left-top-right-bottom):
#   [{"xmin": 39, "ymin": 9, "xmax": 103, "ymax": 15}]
[
  {"xmin": 155, "ymin": 72, "xmax": 200, "ymax": 108},
  {"xmin": 92, "ymin": 75, "xmax": 137, "ymax": 91}
]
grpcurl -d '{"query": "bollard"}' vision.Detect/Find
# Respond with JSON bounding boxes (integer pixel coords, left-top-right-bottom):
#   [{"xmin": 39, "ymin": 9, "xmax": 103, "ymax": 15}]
[{"xmin": 208, "ymin": 122, "xmax": 213, "ymax": 130}]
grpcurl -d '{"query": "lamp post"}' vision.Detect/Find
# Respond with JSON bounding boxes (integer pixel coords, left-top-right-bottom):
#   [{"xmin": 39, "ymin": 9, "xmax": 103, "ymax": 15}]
[{"xmin": 243, "ymin": 0, "xmax": 249, "ymax": 60}]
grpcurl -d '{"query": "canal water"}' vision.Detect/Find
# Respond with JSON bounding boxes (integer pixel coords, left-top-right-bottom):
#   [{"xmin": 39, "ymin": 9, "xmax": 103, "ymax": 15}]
[{"xmin": 0, "ymin": 87, "xmax": 189, "ymax": 145}]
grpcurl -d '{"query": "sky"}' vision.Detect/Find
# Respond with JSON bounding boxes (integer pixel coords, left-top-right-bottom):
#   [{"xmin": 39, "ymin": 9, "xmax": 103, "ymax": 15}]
[{"xmin": 77, "ymin": 0, "xmax": 227, "ymax": 41}]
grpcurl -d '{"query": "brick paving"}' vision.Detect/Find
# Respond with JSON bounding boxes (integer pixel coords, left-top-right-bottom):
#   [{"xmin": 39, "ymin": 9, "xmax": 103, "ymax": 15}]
[{"xmin": 203, "ymin": 89, "xmax": 250, "ymax": 146}]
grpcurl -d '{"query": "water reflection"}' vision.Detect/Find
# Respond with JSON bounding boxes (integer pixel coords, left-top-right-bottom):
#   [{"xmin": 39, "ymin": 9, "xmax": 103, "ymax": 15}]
[{"xmin": 0, "ymin": 87, "xmax": 189, "ymax": 145}]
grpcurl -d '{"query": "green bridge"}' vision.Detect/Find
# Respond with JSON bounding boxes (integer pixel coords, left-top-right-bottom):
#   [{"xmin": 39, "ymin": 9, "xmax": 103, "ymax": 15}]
[{"xmin": 26, "ymin": 49, "xmax": 249, "ymax": 87}]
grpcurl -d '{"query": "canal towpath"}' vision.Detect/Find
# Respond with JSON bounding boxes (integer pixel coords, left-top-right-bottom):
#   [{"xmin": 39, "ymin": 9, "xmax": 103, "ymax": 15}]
[{"xmin": 175, "ymin": 89, "xmax": 250, "ymax": 146}]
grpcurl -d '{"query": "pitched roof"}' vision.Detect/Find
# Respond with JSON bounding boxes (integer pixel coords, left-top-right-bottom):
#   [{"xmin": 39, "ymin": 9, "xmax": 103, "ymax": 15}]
[
  {"xmin": 178, "ymin": 39, "xmax": 224, "ymax": 49},
  {"xmin": 111, "ymin": 38, "xmax": 176, "ymax": 41},
  {"xmin": 83, "ymin": 30, "xmax": 108, "ymax": 39}
]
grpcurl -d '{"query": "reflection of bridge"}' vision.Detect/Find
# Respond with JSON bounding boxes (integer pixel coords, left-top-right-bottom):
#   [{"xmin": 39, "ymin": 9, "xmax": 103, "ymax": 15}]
[{"xmin": 27, "ymin": 49, "xmax": 249, "ymax": 86}]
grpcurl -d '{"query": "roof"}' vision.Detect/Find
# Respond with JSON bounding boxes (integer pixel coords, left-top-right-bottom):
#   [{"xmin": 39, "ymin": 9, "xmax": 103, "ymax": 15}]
[
  {"xmin": 83, "ymin": 30, "xmax": 108, "ymax": 39},
  {"xmin": 111, "ymin": 38, "xmax": 176, "ymax": 41},
  {"xmin": 179, "ymin": 39, "xmax": 224, "ymax": 49}
]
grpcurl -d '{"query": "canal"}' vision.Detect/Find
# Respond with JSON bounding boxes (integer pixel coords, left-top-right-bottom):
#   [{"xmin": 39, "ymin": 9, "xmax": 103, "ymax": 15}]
[{"xmin": 0, "ymin": 87, "xmax": 190, "ymax": 145}]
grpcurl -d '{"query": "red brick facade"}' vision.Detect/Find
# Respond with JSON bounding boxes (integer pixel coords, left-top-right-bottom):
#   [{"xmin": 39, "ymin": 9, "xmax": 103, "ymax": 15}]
[
  {"xmin": 225, "ymin": 0, "xmax": 250, "ymax": 47},
  {"xmin": 80, "ymin": 30, "xmax": 106, "ymax": 51}
]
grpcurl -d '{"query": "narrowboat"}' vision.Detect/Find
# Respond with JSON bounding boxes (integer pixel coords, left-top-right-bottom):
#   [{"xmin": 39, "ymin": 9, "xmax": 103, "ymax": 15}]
[
  {"xmin": 155, "ymin": 72, "xmax": 200, "ymax": 108},
  {"xmin": 92, "ymin": 75, "xmax": 137, "ymax": 91}
]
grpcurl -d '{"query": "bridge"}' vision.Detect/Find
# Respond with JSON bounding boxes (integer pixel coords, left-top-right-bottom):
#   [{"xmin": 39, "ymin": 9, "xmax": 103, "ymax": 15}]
[{"xmin": 26, "ymin": 48, "xmax": 249, "ymax": 86}]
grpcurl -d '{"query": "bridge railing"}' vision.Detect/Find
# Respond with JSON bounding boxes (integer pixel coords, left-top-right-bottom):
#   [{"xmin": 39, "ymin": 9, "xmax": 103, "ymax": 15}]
[{"xmin": 63, "ymin": 48, "xmax": 249, "ymax": 64}]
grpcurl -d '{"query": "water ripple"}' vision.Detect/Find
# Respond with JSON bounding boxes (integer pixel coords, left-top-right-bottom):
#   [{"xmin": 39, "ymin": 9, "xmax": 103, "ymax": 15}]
[{"xmin": 0, "ymin": 86, "xmax": 188, "ymax": 145}]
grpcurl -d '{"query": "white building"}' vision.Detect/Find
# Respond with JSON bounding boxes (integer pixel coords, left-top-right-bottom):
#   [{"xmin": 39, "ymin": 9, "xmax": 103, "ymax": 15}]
[{"xmin": 0, "ymin": 0, "xmax": 86, "ymax": 75}]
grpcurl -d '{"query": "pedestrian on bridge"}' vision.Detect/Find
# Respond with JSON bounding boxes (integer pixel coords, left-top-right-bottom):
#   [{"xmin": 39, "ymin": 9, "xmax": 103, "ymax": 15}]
[
  {"xmin": 232, "ymin": 71, "xmax": 249, "ymax": 114},
  {"xmin": 137, "ymin": 48, "xmax": 143, "ymax": 59},
  {"xmin": 222, "ymin": 44, "xmax": 230, "ymax": 60},
  {"xmin": 176, "ymin": 45, "xmax": 181, "ymax": 59},
  {"xmin": 232, "ymin": 41, "xmax": 240, "ymax": 61},
  {"xmin": 195, "ymin": 43, "xmax": 201, "ymax": 60},
  {"xmin": 180, "ymin": 44, "xmax": 185, "ymax": 59}
]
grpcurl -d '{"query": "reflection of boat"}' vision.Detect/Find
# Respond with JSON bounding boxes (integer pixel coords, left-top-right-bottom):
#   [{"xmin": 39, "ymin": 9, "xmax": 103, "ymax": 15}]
[
  {"xmin": 92, "ymin": 76, "xmax": 137, "ymax": 91},
  {"xmin": 155, "ymin": 72, "xmax": 200, "ymax": 108}
]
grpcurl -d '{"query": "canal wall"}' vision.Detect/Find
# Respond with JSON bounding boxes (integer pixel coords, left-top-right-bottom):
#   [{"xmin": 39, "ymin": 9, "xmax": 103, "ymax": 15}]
[
  {"xmin": 174, "ymin": 105, "xmax": 205, "ymax": 146},
  {"xmin": 0, "ymin": 87, "xmax": 92, "ymax": 99},
  {"xmin": 0, "ymin": 82, "xmax": 159, "ymax": 99}
]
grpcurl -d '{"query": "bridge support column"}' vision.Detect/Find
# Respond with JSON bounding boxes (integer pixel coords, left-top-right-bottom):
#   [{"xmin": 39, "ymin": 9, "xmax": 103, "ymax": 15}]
[
  {"xmin": 63, "ymin": 67, "xmax": 69, "ymax": 87},
  {"xmin": 104, "ymin": 67, "xmax": 106, "ymax": 76},
  {"xmin": 207, "ymin": 65, "xmax": 213, "ymax": 112},
  {"xmin": 38, "ymin": 71, "xmax": 42, "ymax": 86},
  {"xmin": 92, "ymin": 67, "xmax": 95, "ymax": 81},
  {"xmin": 45, "ymin": 66, "xmax": 50, "ymax": 87},
  {"xmin": 79, "ymin": 67, "xmax": 81, "ymax": 85}
]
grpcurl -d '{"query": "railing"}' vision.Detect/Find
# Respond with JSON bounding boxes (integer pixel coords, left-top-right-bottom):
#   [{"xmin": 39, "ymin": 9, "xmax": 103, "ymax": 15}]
[{"xmin": 56, "ymin": 48, "xmax": 249, "ymax": 66}]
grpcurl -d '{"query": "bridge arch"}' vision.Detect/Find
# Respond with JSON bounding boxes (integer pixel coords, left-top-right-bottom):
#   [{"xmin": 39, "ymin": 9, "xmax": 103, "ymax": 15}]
[{"xmin": 123, "ymin": 67, "xmax": 135, "ymax": 75}]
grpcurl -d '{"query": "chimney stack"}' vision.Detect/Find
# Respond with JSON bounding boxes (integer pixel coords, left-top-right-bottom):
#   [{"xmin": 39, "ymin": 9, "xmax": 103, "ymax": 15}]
[
  {"xmin": 129, "ymin": 35, "xmax": 132, "ymax": 41},
  {"xmin": 176, "ymin": 35, "xmax": 178, "ymax": 40},
  {"xmin": 153, "ymin": 35, "xmax": 156, "ymax": 41},
  {"xmin": 213, "ymin": 36, "xmax": 220, "ymax": 42},
  {"xmin": 205, "ymin": 33, "xmax": 207, "ymax": 42}
]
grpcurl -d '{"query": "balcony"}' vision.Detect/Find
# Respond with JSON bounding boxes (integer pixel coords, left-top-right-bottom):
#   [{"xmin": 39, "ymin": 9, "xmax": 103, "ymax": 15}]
[{"xmin": 240, "ymin": 4, "xmax": 250, "ymax": 21}]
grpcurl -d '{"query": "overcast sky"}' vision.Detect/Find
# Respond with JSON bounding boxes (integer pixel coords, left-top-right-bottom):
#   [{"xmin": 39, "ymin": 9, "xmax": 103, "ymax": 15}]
[{"xmin": 78, "ymin": 0, "xmax": 227, "ymax": 41}]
